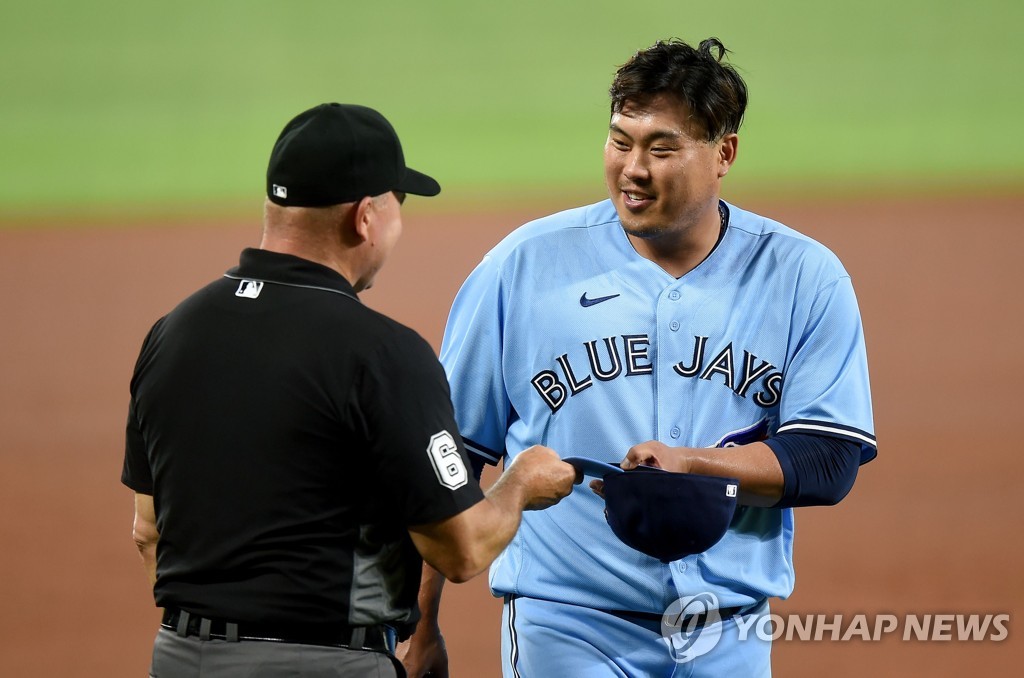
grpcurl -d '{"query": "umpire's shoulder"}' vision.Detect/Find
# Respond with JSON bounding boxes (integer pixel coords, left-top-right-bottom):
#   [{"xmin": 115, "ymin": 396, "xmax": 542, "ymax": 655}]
[{"xmin": 355, "ymin": 305, "xmax": 436, "ymax": 362}]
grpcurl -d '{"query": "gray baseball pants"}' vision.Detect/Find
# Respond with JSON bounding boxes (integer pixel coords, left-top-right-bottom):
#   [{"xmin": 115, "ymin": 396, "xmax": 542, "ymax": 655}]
[{"xmin": 149, "ymin": 627, "xmax": 404, "ymax": 677}]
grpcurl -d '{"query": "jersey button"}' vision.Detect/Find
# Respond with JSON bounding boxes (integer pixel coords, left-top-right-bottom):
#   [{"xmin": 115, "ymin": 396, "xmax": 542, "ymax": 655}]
[
  {"xmin": 669, "ymin": 320, "xmax": 680, "ymax": 331},
  {"xmin": 677, "ymin": 562, "xmax": 687, "ymax": 572},
  {"xmin": 669, "ymin": 426, "xmax": 681, "ymax": 439},
  {"xmin": 669, "ymin": 290, "xmax": 680, "ymax": 301}
]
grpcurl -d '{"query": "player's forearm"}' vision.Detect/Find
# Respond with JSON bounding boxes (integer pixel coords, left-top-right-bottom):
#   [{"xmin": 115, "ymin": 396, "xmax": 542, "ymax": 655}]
[{"xmin": 683, "ymin": 442, "xmax": 784, "ymax": 507}]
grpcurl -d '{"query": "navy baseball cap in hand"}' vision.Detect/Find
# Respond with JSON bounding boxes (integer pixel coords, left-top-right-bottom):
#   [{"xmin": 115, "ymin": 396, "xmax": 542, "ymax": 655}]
[
  {"xmin": 566, "ymin": 457, "xmax": 740, "ymax": 563},
  {"xmin": 563, "ymin": 457, "xmax": 624, "ymax": 479}
]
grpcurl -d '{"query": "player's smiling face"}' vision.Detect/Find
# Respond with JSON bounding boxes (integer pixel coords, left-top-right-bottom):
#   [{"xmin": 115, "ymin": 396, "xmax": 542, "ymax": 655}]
[{"xmin": 604, "ymin": 94, "xmax": 736, "ymax": 247}]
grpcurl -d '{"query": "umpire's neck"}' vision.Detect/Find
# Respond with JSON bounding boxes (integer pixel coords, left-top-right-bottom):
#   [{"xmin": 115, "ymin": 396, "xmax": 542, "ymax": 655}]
[{"xmin": 259, "ymin": 196, "xmax": 395, "ymax": 293}]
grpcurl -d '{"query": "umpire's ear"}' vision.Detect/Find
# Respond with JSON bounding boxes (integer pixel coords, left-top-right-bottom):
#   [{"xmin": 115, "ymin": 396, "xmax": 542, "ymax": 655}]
[{"xmin": 351, "ymin": 195, "xmax": 375, "ymax": 244}]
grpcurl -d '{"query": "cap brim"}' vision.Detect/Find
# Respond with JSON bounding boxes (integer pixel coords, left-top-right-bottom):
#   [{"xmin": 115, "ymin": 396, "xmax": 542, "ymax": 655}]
[
  {"xmin": 563, "ymin": 457, "xmax": 625, "ymax": 478},
  {"xmin": 397, "ymin": 167, "xmax": 441, "ymax": 197}
]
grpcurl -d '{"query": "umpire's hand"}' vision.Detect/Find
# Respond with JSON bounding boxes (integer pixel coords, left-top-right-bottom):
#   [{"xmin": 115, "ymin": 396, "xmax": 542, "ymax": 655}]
[{"xmin": 506, "ymin": 446, "xmax": 579, "ymax": 510}]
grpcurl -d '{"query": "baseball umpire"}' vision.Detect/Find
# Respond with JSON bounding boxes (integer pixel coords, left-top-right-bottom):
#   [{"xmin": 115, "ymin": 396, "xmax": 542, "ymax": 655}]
[
  {"xmin": 122, "ymin": 102, "xmax": 577, "ymax": 677},
  {"xmin": 402, "ymin": 39, "xmax": 877, "ymax": 677}
]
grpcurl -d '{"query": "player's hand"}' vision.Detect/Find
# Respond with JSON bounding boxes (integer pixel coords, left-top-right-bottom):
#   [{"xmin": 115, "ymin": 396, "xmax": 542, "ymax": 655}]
[
  {"xmin": 397, "ymin": 621, "xmax": 449, "ymax": 678},
  {"xmin": 590, "ymin": 442, "xmax": 692, "ymax": 499},
  {"xmin": 623, "ymin": 441, "xmax": 691, "ymax": 473},
  {"xmin": 508, "ymin": 445, "xmax": 578, "ymax": 510}
]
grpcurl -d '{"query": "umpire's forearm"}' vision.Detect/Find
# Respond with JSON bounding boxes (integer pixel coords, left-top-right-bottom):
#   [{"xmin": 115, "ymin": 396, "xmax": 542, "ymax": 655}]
[
  {"xmin": 415, "ymin": 562, "xmax": 446, "ymax": 625},
  {"xmin": 408, "ymin": 470, "xmax": 531, "ymax": 583},
  {"xmin": 132, "ymin": 492, "xmax": 160, "ymax": 585},
  {"xmin": 137, "ymin": 540, "xmax": 158, "ymax": 586},
  {"xmin": 409, "ymin": 446, "xmax": 576, "ymax": 582},
  {"xmin": 408, "ymin": 497, "xmax": 522, "ymax": 583}
]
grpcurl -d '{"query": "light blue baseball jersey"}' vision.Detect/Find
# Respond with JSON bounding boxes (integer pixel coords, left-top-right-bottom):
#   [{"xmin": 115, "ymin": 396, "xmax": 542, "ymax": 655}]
[{"xmin": 440, "ymin": 199, "xmax": 876, "ymax": 614}]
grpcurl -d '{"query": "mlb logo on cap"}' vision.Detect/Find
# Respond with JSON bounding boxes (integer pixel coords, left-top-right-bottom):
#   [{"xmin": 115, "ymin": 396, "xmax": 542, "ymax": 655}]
[{"xmin": 272, "ymin": 185, "xmax": 288, "ymax": 199}]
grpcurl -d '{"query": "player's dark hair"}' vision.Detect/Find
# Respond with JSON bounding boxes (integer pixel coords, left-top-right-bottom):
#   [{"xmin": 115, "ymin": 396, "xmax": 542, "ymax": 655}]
[{"xmin": 609, "ymin": 37, "xmax": 748, "ymax": 142}]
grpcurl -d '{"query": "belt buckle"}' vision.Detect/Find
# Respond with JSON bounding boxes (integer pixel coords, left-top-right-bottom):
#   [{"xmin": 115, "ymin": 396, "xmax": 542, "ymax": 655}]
[
  {"xmin": 350, "ymin": 625, "xmax": 396, "ymax": 653},
  {"xmin": 382, "ymin": 625, "xmax": 397, "ymax": 654}
]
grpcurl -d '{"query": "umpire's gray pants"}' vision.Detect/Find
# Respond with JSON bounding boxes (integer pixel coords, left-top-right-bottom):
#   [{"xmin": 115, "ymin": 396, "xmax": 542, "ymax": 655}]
[{"xmin": 149, "ymin": 627, "xmax": 403, "ymax": 677}]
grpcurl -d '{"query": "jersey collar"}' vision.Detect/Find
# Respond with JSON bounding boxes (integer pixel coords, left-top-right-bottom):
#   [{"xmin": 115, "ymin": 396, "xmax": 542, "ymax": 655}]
[
  {"xmin": 224, "ymin": 248, "xmax": 360, "ymax": 301},
  {"xmin": 598, "ymin": 199, "xmax": 746, "ymax": 293}
]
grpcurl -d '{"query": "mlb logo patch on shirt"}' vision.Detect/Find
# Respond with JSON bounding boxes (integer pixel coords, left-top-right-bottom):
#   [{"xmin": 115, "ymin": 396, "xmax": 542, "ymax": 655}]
[{"xmin": 235, "ymin": 280, "xmax": 264, "ymax": 299}]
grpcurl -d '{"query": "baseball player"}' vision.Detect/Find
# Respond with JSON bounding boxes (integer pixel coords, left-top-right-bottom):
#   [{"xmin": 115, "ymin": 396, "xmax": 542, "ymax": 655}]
[{"xmin": 403, "ymin": 39, "xmax": 876, "ymax": 677}]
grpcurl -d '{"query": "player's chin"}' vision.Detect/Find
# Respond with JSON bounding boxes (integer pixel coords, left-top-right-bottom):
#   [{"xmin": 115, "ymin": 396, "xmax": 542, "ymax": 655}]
[
  {"xmin": 613, "ymin": 203, "xmax": 661, "ymax": 236},
  {"xmin": 620, "ymin": 219, "xmax": 668, "ymax": 240}
]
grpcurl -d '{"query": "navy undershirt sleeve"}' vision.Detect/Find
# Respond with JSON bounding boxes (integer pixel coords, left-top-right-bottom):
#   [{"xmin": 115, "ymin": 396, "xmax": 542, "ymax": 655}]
[{"xmin": 764, "ymin": 433, "xmax": 861, "ymax": 508}]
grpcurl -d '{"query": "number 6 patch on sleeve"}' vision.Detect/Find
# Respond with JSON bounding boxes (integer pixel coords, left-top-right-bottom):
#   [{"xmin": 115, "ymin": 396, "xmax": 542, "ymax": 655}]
[{"xmin": 426, "ymin": 430, "xmax": 468, "ymax": 490}]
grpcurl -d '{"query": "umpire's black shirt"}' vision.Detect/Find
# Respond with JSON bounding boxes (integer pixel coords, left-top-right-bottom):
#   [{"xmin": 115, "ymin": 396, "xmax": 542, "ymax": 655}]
[{"xmin": 122, "ymin": 248, "xmax": 483, "ymax": 630}]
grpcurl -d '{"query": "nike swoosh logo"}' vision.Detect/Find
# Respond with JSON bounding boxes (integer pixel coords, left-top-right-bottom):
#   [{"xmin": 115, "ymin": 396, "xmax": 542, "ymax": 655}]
[{"xmin": 580, "ymin": 292, "xmax": 621, "ymax": 308}]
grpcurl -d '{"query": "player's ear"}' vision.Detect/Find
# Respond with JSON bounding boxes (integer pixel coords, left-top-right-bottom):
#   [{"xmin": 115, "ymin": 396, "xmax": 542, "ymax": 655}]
[{"xmin": 717, "ymin": 134, "xmax": 738, "ymax": 178}]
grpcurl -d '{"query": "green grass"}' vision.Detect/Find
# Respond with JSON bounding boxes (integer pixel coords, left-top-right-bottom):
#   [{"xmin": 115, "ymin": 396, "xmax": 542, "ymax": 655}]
[{"xmin": 1, "ymin": 0, "xmax": 1021, "ymax": 219}]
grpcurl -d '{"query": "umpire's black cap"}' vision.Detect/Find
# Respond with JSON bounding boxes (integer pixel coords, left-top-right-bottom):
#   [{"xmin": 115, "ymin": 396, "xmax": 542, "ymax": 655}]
[
  {"xmin": 266, "ymin": 103, "xmax": 441, "ymax": 207},
  {"xmin": 565, "ymin": 457, "xmax": 739, "ymax": 563}
]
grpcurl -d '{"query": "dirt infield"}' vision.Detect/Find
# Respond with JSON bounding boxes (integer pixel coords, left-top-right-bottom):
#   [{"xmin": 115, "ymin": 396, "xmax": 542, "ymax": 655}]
[{"xmin": 1, "ymin": 194, "xmax": 1021, "ymax": 676}]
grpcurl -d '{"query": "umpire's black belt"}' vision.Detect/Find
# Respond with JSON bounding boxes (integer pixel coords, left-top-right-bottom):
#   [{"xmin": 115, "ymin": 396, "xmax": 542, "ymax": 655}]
[{"xmin": 161, "ymin": 608, "xmax": 397, "ymax": 653}]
